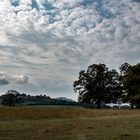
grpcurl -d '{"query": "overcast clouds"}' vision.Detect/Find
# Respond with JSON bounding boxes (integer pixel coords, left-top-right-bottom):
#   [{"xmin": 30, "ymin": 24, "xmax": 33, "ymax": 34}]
[{"xmin": 0, "ymin": 0, "xmax": 140, "ymax": 100}]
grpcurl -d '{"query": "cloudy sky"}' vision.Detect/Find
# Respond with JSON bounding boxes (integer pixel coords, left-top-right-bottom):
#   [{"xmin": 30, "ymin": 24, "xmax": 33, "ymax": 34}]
[{"xmin": 0, "ymin": 0, "xmax": 140, "ymax": 100}]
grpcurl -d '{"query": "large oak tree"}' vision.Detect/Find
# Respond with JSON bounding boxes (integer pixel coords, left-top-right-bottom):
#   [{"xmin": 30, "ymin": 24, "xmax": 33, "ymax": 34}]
[{"xmin": 73, "ymin": 63, "xmax": 122, "ymax": 108}]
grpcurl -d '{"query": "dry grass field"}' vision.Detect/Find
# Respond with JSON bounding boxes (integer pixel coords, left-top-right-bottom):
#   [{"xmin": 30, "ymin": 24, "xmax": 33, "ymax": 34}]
[{"xmin": 0, "ymin": 106, "xmax": 140, "ymax": 140}]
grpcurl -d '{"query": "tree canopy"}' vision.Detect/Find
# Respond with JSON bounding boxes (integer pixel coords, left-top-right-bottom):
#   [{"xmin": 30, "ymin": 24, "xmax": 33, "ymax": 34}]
[
  {"xmin": 73, "ymin": 63, "xmax": 122, "ymax": 108},
  {"xmin": 1, "ymin": 90, "xmax": 21, "ymax": 106},
  {"xmin": 121, "ymin": 63, "xmax": 140, "ymax": 108}
]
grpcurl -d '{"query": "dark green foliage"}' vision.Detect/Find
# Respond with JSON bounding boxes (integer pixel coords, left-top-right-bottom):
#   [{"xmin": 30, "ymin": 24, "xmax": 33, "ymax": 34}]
[
  {"xmin": 73, "ymin": 63, "xmax": 122, "ymax": 108},
  {"xmin": 1, "ymin": 90, "xmax": 21, "ymax": 106},
  {"xmin": 121, "ymin": 63, "xmax": 140, "ymax": 108},
  {"xmin": 119, "ymin": 63, "xmax": 131, "ymax": 76},
  {"xmin": 21, "ymin": 96, "xmax": 78, "ymax": 106},
  {"xmin": 1, "ymin": 92, "xmax": 78, "ymax": 106}
]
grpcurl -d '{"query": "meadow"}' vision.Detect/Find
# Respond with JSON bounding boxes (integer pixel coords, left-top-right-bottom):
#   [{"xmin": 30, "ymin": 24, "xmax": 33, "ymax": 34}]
[{"xmin": 0, "ymin": 106, "xmax": 140, "ymax": 140}]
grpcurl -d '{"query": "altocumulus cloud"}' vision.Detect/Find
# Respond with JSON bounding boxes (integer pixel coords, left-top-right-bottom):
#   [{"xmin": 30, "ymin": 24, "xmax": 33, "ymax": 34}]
[{"xmin": 0, "ymin": 0, "xmax": 140, "ymax": 99}]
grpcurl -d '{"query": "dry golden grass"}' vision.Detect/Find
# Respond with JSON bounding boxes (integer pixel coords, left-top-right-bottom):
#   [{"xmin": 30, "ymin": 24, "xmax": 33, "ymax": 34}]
[
  {"xmin": 0, "ymin": 106, "xmax": 140, "ymax": 140},
  {"xmin": 0, "ymin": 106, "xmax": 140, "ymax": 120}
]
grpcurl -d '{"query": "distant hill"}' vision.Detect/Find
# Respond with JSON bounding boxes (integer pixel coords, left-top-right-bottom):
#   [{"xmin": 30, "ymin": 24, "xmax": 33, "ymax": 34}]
[
  {"xmin": 0, "ymin": 93, "xmax": 78, "ymax": 106},
  {"xmin": 55, "ymin": 97, "xmax": 75, "ymax": 102}
]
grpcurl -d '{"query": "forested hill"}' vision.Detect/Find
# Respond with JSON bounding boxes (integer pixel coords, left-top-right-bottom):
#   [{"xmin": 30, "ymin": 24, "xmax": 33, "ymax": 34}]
[{"xmin": 0, "ymin": 92, "xmax": 78, "ymax": 106}]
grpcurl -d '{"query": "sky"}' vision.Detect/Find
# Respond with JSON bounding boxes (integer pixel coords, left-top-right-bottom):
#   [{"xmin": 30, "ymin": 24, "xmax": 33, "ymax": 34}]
[{"xmin": 0, "ymin": 0, "xmax": 140, "ymax": 100}]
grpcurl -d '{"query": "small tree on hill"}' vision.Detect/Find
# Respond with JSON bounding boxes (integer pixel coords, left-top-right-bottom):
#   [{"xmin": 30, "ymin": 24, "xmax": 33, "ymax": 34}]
[{"xmin": 1, "ymin": 90, "xmax": 21, "ymax": 106}]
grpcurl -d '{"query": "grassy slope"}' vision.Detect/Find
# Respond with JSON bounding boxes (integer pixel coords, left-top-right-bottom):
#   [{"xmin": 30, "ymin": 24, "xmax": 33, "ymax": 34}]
[{"xmin": 0, "ymin": 106, "xmax": 140, "ymax": 140}]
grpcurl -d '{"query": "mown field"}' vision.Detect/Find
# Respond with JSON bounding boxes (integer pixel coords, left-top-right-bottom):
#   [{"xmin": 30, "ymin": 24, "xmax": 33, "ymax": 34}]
[{"xmin": 0, "ymin": 106, "xmax": 140, "ymax": 140}]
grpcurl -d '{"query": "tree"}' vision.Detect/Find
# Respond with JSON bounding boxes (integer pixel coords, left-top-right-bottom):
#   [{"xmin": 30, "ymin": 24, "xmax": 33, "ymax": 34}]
[
  {"xmin": 1, "ymin": 90, "xmax": 21, "ymax": 106},
  {"xmin": 119, "ymin": 63, "xmax": 131, "ymax": 102},
  {"xmin": 119, "ymin": 63, "xmax": 131, "ymax": 76},
  {"xmin": 73, "ymin": 63, "xmax": 122, "ymax": 108},
  {"xmin": 121, "ymin": 63, "xmax": 140, "ymax": 108}
]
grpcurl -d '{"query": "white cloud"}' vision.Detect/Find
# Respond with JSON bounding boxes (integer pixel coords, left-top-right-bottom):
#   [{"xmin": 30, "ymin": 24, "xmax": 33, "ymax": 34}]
[
  {"xmin": 0, "ymin": 0, "xmax": 140, "ymax": 98},
  {"xmin": 13, "ymin": 74, "xmax": 28, "ymax": 84},
  {"xmin": 0, "ymin": 71, "xmax": 29, "ymax": 85},
  {"xmin": 0, "ymin": 71, "xmax": 9, "ymax": 85}
]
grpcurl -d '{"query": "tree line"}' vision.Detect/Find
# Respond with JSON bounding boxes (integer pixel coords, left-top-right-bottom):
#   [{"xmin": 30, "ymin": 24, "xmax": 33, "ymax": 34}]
[
  {"xmin": 0, "ymin": 90, "xmax": 77, "ymax": 106},
  {"xmin": 73, "ymin": 63, "xmax": 140, "ymax": 109}
]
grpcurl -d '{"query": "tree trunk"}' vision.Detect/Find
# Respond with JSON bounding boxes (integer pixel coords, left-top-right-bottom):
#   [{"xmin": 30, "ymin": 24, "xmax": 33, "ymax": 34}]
[
  {"xmin": 97, "ymin": 100, "xmax": 101, "ymax": 109},
  {"xmin": 130, "ymin": 98, "xmax": 135, "ymax": 109},
  {"xmin": 131, "ymin": 101, "xmax": 134, "ymax": 109}
]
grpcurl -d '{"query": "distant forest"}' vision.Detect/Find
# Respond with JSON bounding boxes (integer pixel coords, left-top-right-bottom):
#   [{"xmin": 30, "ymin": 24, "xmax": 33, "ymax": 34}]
[{"xmin": 0, "ymin": 90, "xmax": 78, "ymax": 106}]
